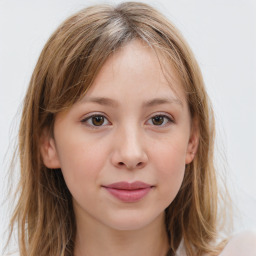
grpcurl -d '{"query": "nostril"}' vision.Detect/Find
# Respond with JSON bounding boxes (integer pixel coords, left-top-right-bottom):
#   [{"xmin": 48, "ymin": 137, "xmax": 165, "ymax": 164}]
[{"xmin": 117, "ymin": 161, "xmax": 144, "ymax": 169}]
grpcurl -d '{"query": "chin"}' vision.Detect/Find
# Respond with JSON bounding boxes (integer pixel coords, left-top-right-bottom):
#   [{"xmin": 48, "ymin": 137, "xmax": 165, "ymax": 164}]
[{"xmin": 102, "ymin": 210, "xmax": 164, "ymax": 231}]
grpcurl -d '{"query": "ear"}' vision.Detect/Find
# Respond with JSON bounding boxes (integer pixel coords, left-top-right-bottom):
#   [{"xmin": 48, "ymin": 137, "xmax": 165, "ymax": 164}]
[
  {"xmin": 185, "ymin": 120, "xmax": 199, "ymax": 164},
  {"xmin": 40, "ymin": 129, "xmax": 61, "ymax": 169}
]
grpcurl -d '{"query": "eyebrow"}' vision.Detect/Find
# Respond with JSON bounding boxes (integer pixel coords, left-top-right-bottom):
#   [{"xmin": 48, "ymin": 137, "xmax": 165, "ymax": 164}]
[
  {"xmin": 142, "ymin": 97, "xmax": 183, "ymax": 108},
  {"xmin": 81, "ymin": 97, "xmax": 118, "ymax": 107},
  {"xmin": 81, "ymin": 96, "xmax": 183, "ymax": 108}
]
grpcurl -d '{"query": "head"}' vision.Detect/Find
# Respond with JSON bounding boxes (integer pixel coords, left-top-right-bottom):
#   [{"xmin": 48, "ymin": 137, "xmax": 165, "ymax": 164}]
[{"xmin": 15, "ymin": 2, "xmax": 219, "ymax": 256}]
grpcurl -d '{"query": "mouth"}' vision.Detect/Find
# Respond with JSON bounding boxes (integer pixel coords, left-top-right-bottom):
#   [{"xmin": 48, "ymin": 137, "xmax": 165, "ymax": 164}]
[{"xmin": 102, "ymin": 181, "xmax": 154, "ymax": 202}]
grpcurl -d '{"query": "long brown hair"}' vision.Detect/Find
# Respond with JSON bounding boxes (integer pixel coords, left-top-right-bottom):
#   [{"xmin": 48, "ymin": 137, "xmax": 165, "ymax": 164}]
[{"xmin": 7, "ymin": 2, "xmax": 230, "ymax": 256}]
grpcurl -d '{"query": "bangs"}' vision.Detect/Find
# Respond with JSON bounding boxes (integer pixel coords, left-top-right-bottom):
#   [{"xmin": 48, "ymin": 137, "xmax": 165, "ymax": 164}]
[{"xmin": 39, "ymin": 3, "xmax": 191, "ymax": 117}]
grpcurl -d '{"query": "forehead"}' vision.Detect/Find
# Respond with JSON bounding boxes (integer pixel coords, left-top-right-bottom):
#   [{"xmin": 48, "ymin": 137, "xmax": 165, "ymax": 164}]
[{"xmin": 82, "ymin": 40, "xmax": 186, "ymax": 105}]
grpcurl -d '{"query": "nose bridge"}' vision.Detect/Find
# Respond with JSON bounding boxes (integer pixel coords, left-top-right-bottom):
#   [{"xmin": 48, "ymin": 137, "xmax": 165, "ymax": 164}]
[
  {"xmin": 122, "ymin": 123, "xmax": 142, "ymax": 154},
  {"xmin": 112, "ymin": 121, "xmax": 148, "ymax": 169}
]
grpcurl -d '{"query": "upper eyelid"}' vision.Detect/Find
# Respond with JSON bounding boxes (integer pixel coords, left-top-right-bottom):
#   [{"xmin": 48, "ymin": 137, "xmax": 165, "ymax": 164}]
[
  {"xmin": 146, "ymin": 112, "xmax": 174, "ymax": 121},
  {"xmin": 81, "ymin": 112, "xmax": 110, "ymax": 121},
  {"xmin": 144, "ymin": 113, "xmax": 175, "ymax": 128},
  {"xmin": 80, "ymin": 114, "xmax": 111, "ymax": 128},
  {"xmin": 148, "ymin": 116, "xmax": 172, "ymax": 123},
  {"xmin": 80, "ymin": 111, "xmax": 175, "ymax": 123}
]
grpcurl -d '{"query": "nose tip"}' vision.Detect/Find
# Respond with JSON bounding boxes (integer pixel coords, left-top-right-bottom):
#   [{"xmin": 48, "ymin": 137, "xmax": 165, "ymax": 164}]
[{"xmin": 111, "ymin": 132, "xmax": 148, "ymax": 170}]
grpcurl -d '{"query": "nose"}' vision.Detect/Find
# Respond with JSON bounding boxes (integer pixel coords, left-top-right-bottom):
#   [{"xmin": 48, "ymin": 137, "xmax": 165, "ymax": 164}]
[{"xmin": 111, "ymin": 126, "xmax": 148, "ymax": 170}]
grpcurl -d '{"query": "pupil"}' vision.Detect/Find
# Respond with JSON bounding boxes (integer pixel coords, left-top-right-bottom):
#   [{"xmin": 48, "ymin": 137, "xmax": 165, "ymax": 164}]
[
  {"xmin": 92, "ymin": 116, "xmax": 104, "ymax": 126},
  {"xmin": 153, "ymin": 116, "xmax": 164, "ymax": 125}
]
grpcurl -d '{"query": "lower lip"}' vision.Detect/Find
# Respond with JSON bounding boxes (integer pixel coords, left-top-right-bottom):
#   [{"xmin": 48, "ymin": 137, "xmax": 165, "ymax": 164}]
[{"xmin": 104, "ymin": 187, "xmax": 152, "ymax": 202}]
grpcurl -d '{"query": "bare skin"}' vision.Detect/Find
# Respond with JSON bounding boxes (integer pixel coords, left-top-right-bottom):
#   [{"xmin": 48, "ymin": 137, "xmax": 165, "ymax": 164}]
[
  {"xmin": 40, "ymin": 40, "xmax": 200, "ymax": 256},
  {"xmin": 74, "ymin": 211, "xmax": 169, "ymax": 256}
]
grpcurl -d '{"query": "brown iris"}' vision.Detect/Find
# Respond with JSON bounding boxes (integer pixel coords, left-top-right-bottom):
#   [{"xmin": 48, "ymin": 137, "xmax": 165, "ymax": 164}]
[
  {"xmin": 152, "ymin": 116, "xmax": 164, "ymax": 125},
  {"xmin": 92, "ymin": 116, "xmax": 104, "ymax": 126}
]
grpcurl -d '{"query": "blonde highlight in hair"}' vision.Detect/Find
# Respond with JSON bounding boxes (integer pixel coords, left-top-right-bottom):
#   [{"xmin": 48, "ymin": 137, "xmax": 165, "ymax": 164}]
[{"xmin": 7, "ymin": 2, "xmax": 230, "ymax": 256}]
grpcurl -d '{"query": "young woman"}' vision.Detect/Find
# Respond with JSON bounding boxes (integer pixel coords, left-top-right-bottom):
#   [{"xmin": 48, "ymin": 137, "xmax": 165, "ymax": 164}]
[{"xmin": 6, "ymin": 2, "xmax": 256, "ymax": 256}]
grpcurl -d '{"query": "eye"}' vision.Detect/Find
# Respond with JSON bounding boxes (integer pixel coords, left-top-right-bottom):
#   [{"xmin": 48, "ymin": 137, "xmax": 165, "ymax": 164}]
[
  {"xmin": 147, "ymin": 114, "xmax": 173, "ymax": 126},
  {"xmin": 81, "ymin": 114, "xmax": 110, "ymax": 127}
]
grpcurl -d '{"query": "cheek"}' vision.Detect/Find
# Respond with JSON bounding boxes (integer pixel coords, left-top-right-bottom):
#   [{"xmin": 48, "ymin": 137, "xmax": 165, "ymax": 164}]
[
  {"xmin": 55, "ymin": 133, "xmax": 109, "ymax": 193},
  {"xmin": 152, "ymin": 133, "xmax": 188, "ymax": 171},
  {"xmin": 150, "ymin": 137, "xmax": 187, "ymax": 200},
  {"xmin": 154, "ymin": 146, "xmax": 186, "ymax": 183}
]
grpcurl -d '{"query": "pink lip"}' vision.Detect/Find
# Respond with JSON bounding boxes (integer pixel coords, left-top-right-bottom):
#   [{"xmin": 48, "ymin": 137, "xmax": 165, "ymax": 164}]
[{"xmin": 102, "ymin": 181, "xmax": 153, "ymax": 202}]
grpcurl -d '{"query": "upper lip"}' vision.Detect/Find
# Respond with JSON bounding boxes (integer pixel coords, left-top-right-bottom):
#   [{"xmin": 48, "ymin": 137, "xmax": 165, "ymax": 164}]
[{"xmin": 103, "ymin": 181, "xmax": 152, "ymax": 190}]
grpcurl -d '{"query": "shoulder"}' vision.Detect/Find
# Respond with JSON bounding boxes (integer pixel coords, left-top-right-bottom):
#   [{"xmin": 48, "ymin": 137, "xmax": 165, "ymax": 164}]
[{"xmin": 219, "ymin": 230, "xmax": 256, "ymax": 256}]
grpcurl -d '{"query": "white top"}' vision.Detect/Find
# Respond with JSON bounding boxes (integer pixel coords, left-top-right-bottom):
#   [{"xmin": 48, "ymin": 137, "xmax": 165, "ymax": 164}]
[{"xmin": 176, "ymin": 230, "xmax": 256, "ymax": 256}]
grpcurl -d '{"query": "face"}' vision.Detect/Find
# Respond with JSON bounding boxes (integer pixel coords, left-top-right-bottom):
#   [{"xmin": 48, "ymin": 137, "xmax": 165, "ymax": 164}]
[{"xmin": 41, "ymin": 40, "xmax": 198, "ymax": 232}]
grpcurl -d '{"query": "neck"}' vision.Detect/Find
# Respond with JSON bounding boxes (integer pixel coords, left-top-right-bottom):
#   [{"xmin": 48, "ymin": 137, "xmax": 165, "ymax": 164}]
[{"xmin": 74, "ymin": 212, "xmax": 169, "ymax": 256}]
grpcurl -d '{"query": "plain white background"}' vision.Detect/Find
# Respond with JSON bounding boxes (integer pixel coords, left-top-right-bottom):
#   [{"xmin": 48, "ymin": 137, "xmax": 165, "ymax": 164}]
[{"xmin": 0, "ymin": 0, "xmax": 255, "ymax": 252}]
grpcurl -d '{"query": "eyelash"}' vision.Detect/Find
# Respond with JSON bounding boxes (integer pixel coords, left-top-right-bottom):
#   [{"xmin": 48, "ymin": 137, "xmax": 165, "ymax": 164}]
[
  {"xmin": 81, "ymin": 113, "xmax": 174, "ymax": 128},
  {"xmin": 146, "ymin": 114, "xmax": 173, "ymax": 127},
  {"xmin": 81, "ymin": 114, "xmax": 111, "ymax": 128}
]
